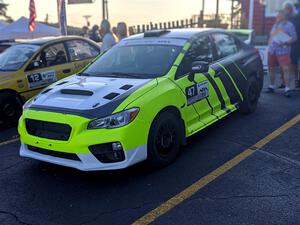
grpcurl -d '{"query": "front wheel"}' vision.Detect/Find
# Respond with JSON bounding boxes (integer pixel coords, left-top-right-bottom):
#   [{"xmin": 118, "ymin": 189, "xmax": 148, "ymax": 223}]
[
  {"xmin": 240, "ymin": 76, "xmax": 260, "ymax": 114},
  {"xmin": 147, "ymin": 111, "xmax": 181, "ymax": 168},
  {"xmin": 0, "ymin": 92, "xmax": 22, "ymax": 127}
]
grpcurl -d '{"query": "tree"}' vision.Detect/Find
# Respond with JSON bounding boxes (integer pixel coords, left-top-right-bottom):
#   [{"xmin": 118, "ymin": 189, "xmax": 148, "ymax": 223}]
[{"xmin": 0, "ymin": 0, "xmax": 12, "ymax": 22}]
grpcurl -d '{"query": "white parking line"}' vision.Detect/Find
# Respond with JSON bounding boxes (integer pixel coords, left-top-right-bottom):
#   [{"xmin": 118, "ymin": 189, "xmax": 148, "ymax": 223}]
[{"xmin": 0, "ymin": 138, "xmax": 20, "ymax": 147}]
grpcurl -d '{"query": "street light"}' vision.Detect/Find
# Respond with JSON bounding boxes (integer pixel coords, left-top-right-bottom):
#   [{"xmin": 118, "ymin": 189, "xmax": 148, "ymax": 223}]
[{"xmin": 83, "ymin": 15, "xmax": 91, "ymax": 27}]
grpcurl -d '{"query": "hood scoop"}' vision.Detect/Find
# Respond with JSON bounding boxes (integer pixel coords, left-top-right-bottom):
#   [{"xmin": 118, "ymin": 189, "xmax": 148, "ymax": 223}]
[
  {"xmin": 103, "ymin": 92, "xmax": 120, "ymax": 100},
  {"xmin": 61, "ymin": 89, "xmax": 94, "ymax": 96},
  {"xmin": 120, "ymin": 84, "xmax": 133, "ymax": 90}
]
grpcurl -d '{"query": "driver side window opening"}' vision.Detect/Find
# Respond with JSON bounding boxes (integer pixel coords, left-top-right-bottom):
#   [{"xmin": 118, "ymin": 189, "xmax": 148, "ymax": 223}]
[
  {"xmin": 30, "ymin": 43, "xmax": 68, "ymax": 70},
  {"xmin": 211, "ymin": 33, "xmax": 239, "ymax": 60},
  {"xmin": 176, "ymin": 35, "xmax": 213, "ymax": 79}
]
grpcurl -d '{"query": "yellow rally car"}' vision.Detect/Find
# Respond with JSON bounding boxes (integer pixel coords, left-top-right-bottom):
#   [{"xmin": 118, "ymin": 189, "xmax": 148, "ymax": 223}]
[
  {"xmin": 0, "ymin": 36, "xmax": 100, "ymax": 125},
  {"xmin": 19, "ymin": 29, "xmax": 263, "ymax": 171}
]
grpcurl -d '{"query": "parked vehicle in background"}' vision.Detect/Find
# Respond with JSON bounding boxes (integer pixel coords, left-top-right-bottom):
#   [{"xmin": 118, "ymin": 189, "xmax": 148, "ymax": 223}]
[
  {"xmin": 0, "ymin": 42, "xmax": 16, "ymax": 53},
  {"xmin": 228, "ymin": 29, "xmax": 256, "ymax": 45},
  {"xmin": 0, "ymin": 36, "xmax": 100, "ymax": 126}
]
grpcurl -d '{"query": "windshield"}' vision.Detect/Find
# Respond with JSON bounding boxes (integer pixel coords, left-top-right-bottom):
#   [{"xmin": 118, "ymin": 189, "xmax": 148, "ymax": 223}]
[
  {"xmin": 232, "ymin": 32, "xmax": 250, "ymax": 42},
  {"xmin": 0, "ymin": 44, "xmax": 40, "ymax": 71},
  {"xmin": 82, "ymin": 44, "xmax": 182, "ymax": 78}
]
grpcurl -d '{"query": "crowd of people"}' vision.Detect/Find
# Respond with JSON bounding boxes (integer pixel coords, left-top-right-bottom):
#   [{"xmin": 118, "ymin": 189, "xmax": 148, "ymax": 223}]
[
  {"xmin": 267, "ymin": 0, "xmax": 300, "ymax": 97},
  {"xmin": 81, "ymin": 20, "xmax": 135, "ymax": 52}
]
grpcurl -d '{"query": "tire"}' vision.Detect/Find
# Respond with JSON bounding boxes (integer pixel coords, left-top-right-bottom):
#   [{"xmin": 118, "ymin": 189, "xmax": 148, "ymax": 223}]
[
  {"xmin": 147, "ymin": 111, "xmax": 182, "ymax": 168},
  {"xmin": 0, "ymin": 92, "xmax": 22, "ymax": 126},
  {"xmin": 240, "ymin": 76, "xmax": 259, "ymax": 114}
]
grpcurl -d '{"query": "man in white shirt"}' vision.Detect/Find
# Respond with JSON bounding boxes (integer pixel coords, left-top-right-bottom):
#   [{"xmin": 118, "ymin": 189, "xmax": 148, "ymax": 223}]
[{"xmin": 100, "ymin": 20, "xmax": 116, "ymax": 52}]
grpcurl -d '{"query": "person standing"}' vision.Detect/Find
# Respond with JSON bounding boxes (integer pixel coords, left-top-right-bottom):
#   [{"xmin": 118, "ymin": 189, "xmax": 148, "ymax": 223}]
[
  {"xmin": 283, "ymin": 1, "xmax": 300, "ymax": 88},
  {"xmin": 266, "ymin": 10, "xmax": 297, "ymax": 97},
  {"xmin": 90, "ymin": 25, "xmax": 102, "ymax": 43},
  {"xmin": 116, "ymin": 22, "xmax": 128, "ymax": 41},
  {"xmin": 100, "ymin": 20, "xmax": 116, "ymax": 52},
  {"xmin": 128, "ymin": 26, "xmax": 136, "ymax": 36},
  {"xmin": 81, "ymin": 26, "xmax": 89, "ymax": 38}
]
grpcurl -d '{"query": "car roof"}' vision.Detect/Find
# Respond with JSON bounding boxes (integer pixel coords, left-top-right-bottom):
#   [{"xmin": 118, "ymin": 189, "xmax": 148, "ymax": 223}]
[
  {"xmin": 124, "ymin": 28, "xmax": 224, "ymax": 41},
  {"xmin": 19, "ymin": 36, "xmax": 95, "ymax": 46},
  {"xmin": 228, "ymin": 29, "xmax": 254, "ymax": 34}
]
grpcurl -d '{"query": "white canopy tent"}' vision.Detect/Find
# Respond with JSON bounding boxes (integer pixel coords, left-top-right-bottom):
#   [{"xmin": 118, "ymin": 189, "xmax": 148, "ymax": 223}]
[
  {"xmin": 0, "ymin": 21, "xmax": 8, "ymax": 30},
  {"xmin": 0, "ymin": 17, "xmax": 60, "ymax": 41}
]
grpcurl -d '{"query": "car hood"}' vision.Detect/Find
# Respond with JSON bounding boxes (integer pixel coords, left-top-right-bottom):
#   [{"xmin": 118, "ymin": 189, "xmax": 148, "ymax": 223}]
[{"xmin": 30, "ymin": 75, "xmax": 153, "ymax": 111}]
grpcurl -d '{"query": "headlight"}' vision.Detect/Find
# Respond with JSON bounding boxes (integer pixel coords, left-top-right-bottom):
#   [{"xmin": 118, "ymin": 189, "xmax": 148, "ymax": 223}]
[{"xmin": 88, "ymin": 108, "xmax": 139, "ymax": 129}]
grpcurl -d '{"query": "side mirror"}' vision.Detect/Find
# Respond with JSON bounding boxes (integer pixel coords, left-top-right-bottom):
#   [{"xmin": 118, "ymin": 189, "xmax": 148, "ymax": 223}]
[{"xmin": 188, "ymin": 61, "xmax": 209, "ymax": 81}]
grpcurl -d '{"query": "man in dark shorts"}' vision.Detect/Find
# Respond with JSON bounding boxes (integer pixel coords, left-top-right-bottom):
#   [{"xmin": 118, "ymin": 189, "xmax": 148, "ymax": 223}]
[{"xmin": 284, "ymin": 1, "xmax": 300, "ymax": 88}]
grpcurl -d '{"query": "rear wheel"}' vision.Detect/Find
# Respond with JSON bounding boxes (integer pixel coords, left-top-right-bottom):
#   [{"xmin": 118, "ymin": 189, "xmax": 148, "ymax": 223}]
[
  {"xmin": 240, "ymin": 76, "xmax": 259, "ymax": 114},
  {"xmin": 147, "ymin": 111, "xmax": 181, "ymax": 168},
  {"xmin": 0, "ymin": 92, "xmax": 22, "ymax": 127}
]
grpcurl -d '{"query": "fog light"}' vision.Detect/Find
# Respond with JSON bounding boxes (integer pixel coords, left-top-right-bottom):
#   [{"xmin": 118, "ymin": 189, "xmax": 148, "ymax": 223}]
[
  {"xmin": 112, "ymin": 142, "xmax": 122, "ymax": 151},
  {"xmin": 89, "ymin": 142, "xmax": 125, "ymax": 163}
]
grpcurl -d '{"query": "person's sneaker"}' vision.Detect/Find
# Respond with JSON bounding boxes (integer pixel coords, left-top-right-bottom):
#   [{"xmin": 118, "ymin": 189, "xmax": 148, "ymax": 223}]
[
  {"xmin": 278, "ymin": 84, "xmax": 285, "ymax": 89},
  {"xmin": 266, "ymin": 87, "xmax": 275, "ymax": 93}
]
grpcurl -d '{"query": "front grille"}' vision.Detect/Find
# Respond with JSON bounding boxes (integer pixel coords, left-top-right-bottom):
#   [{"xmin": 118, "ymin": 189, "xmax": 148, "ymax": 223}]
[
  {"xmin": 28, "ymin": 145, "xmax": 81, "ymax": 161},
  {"xmin": 25, "ymin": 119, "xmax": 71, "ymax": 141}
]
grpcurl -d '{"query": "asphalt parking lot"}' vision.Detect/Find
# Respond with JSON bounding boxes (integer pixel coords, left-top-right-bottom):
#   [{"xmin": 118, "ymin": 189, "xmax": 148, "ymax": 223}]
[{"xmin": 0, "ymin": 82, "xmax": 300, "ymax": 225}]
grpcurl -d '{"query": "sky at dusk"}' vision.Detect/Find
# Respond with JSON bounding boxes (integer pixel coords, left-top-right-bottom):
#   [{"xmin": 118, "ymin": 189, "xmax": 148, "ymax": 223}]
[{"xmin": 4, "ymin": 0, "xmax": 232, "ymax": 28}]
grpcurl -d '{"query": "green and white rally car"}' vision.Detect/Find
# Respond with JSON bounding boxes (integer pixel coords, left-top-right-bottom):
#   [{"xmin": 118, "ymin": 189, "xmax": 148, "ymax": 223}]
[{"xmin": 18, "ymin": 29, "xmax": 263, "ymax": 171}]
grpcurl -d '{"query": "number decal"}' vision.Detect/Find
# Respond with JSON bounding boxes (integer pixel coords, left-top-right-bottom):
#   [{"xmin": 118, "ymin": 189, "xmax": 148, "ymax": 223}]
[
  {"xmin": 186, "ymin": 81, "xmax": 209, "ymax": 105},
  {"xmin": 26, "ymin": 71, "xmax": 57, "ymax": 88},
  {"xmin": 187, "ymin": 86, "xmax": 196, "ymax": 98}
]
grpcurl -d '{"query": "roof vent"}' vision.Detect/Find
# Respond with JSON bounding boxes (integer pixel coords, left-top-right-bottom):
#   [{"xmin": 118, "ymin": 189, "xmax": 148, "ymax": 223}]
[{"xmin": 144, "ymin": 30, "xmax": 170, "ymax": 37}]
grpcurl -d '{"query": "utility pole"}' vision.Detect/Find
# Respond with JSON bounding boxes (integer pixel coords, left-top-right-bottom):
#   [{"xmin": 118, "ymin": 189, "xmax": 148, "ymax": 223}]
[
  {"xmin": 215, "ymin": 0, "xmax": 219, "ymax": 27},
  {"xmin": 102, "ymin": 0, "xmax": 108, "ymax": 20},
  {"xmin": 200, "ymin": 0, "xmax": 205, "ymax": 27},
  {"xmin": 248, "ymin": 0, "xmax": 254, "ymax": 29},
  {"xmin": 231, "ymin": 0, "xmax": 234, "ymax": 28}
]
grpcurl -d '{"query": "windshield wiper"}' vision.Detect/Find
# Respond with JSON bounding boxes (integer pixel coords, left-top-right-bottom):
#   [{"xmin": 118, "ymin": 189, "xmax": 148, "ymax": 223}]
[
  {"xmin": 78, "ymin": 71, "xmax": 149, "ymax": 79},
  {"xmin": 107, "ymin": 72, "xmax": 148, "ymax": 79},
  {"xmin": 0, "ymin": 68, "xmax": 15, "ymax": 72}
]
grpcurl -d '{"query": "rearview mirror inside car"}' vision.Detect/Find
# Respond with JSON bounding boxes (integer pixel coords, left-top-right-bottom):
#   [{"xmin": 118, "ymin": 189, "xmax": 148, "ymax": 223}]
[{"xmin": 33, "ymin": 60, "xmax": 40, "ymax": 68}]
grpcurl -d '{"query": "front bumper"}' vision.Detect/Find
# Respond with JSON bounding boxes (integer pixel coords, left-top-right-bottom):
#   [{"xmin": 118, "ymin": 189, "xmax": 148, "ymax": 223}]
[
  {"xmin": 20, "ymin": 143, "xmax": 147, "ymax": 171},
  {"xmin": 18, "ymin": 109, "xmax": 150, "ymax": 171}
]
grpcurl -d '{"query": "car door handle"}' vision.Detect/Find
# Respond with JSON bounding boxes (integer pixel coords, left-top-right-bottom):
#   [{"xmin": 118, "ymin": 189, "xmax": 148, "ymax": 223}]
[
  {"xmin": 63, "ymin": 69, "xmax": 71, "ymax": 74},
  {"xmin": 214, "ymin": 71, "xmax": 222, "ymax": 78}
]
